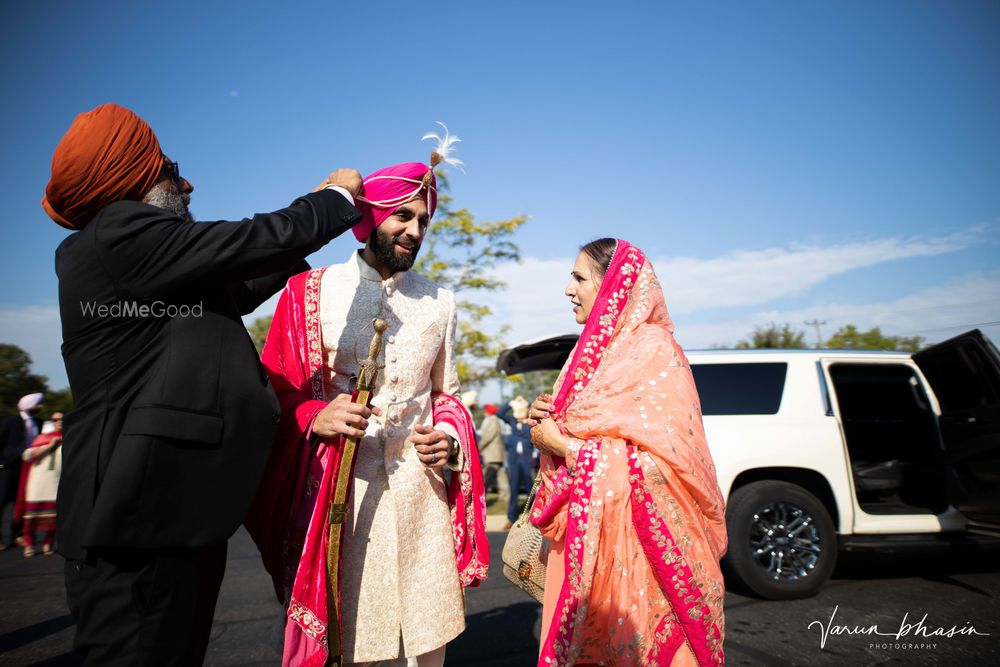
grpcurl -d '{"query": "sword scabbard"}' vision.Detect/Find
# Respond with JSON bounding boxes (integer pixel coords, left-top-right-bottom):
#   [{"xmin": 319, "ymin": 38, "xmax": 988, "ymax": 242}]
[{"xmin": 324, "ymin": 318, "xmax": 387, "ymax": 666}]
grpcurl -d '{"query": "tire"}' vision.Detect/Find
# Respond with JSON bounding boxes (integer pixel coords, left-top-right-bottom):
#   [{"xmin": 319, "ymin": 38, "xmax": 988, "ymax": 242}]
[{"xmin": 722, "ymin": 480, "xmax": 838, "ymax": 600}]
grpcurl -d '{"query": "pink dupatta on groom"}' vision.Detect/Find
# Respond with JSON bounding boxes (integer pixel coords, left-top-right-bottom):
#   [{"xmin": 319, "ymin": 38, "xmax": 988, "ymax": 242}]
[
  {"xmin": 532, "ymin": 240, "xmax": 728, "ymax": 666},
  {"xmin": 245, "ymin": 268, "xmax": 488, "ymax": 667}
]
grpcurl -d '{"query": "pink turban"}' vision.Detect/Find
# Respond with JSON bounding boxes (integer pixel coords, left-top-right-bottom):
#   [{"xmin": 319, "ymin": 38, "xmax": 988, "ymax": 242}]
[{"xmin": 353, "ymin": 162, "xmax": 438, "ymax": 242}]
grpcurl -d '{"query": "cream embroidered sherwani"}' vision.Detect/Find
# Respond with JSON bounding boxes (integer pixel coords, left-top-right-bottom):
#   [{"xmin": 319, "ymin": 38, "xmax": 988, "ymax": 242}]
[{"xmin": 319, "ymin": 251, "xmax": 465, "ymax": 663}]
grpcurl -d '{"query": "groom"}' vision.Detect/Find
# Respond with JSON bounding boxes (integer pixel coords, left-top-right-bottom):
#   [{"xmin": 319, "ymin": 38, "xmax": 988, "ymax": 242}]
[{"xmin": 249, "ymin": 159, "xmax": 488, "ymax": 667}]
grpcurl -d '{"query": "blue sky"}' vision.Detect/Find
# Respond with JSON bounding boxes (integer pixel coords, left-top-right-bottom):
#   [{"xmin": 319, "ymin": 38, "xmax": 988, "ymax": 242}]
[{"xmin": 1, "ymin": 0, "xmax": 998, "ymax": 391}]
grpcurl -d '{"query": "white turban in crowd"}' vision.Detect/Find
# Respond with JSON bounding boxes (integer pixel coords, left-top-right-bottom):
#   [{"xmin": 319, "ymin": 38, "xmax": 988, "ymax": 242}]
[
  {"xmin": 17, "ymin": 393, "xmax": 44, "ymax": 412},
  {"xmin": 509, "ymin": 396, "xmax": 530, "ymax": 420},
  {"xmin": 461, "ymin": 390, "xmax": 478, "ymax": 409}
]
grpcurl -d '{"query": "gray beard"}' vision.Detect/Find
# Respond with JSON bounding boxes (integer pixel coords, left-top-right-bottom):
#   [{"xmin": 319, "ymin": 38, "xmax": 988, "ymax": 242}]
[{"xmin": 143, "ymin": 181, "xmax": 194, "ymax": 222}]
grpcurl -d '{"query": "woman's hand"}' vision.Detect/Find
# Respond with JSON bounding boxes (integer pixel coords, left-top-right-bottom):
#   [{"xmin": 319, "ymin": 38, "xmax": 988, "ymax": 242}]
[
  {"xmin": 531, "ymin": 418, "xmax": 568, "ymax": 458},
  {"xmin": 528, "ymin": 393, "xmax": 555, "ymax": 426}
]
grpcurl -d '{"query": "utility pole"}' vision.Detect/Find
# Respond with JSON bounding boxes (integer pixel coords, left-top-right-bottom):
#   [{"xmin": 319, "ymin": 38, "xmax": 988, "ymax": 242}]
[{"xmin": 805, "ymin": 319, "xmax": 826, "ymax": 348}]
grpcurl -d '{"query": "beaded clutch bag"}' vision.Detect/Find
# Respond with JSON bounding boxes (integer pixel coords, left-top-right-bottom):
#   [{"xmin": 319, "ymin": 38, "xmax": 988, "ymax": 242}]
[{"xmin": 501, "ymin": 474, "xmax": 549, "ymax": 604}]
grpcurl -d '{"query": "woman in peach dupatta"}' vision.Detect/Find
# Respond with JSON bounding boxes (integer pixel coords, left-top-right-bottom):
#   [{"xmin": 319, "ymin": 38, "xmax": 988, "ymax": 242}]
[{"xmin": 528, "ymin": 238, "xmax": 727, "ymax": 666}]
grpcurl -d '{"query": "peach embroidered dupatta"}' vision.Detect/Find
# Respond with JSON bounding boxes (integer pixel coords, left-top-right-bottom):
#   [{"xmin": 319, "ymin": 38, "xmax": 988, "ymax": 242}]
[{"xmin": 532, "ymin": 241, "xmax": 727, "ymax": 666}]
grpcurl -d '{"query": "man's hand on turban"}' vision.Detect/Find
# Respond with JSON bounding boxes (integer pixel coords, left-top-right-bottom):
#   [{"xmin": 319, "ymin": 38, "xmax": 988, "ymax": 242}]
[{"xmin": 313, "ymin": 168, "xmax": 362, "ymax": 197}]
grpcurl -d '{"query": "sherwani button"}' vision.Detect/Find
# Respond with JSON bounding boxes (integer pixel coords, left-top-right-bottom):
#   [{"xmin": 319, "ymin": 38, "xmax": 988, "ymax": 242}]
[{"xmin": 271, "ymin": 412, "xmax": 280, "ymax": 424}]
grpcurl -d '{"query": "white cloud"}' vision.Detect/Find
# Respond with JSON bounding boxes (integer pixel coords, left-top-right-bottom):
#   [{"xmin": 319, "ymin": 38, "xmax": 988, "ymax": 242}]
[
  {"xmin": 6, "ymin": 228, "xmax": 996, "ymax": 396},
  {"xmin": 483, "ymin": 227, "xmax": 998, "ymax": 349},
  {"xmin": 675, "ymin": 271, "xmax": 1000, "ymax": 349},
  {"xmin": 0, "ymin": 303, "xmax": 66, "ymax": 388},
  {"xmin": 658, "ymin": 227, "xmax": 983, "ymax": 314}
]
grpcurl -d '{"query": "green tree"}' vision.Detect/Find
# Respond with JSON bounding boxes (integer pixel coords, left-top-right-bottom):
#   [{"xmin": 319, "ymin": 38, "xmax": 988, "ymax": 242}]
[
  {"xmin": 45, "ymin": 387, "xmax": 74, "ymax": 416},
  {"xmin": 0, "ymin": 344, "xmax": 49, "ymax": 418},
  {"xmin": 248, "ymin": 315, "xmax": 273, "ymax": 355},
  {"xmin": 413, "ymin": 173, "xmax": 527, "ymax": 388},
  {"xmin": 735, "ymin": 323, "xmax": 807, "ymax": 349},
  {"xmin": 825, "ymin": 325, "xmax": 924, "ymax": 352}
]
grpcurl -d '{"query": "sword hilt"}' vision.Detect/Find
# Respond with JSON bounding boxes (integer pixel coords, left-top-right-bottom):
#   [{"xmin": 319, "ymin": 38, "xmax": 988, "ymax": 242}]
[{"xmin": 356, "ymin": 318, "xmax": 387, "ymax": 393}]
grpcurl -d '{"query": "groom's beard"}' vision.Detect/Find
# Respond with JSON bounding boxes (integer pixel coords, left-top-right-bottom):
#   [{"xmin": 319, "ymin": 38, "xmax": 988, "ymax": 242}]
[
  {"xmin": 370, "ymin": 226, "xmax": 420, "ymax": 274},
  {"xmin": 143, "ymin": 180, "xmax": 194, "ymax": 222}
]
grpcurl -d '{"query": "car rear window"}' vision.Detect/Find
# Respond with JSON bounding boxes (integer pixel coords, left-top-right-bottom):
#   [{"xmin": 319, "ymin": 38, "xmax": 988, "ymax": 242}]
[{"xmin": 691, "ymin": 362, "xmax": 788, "ymax": 415}]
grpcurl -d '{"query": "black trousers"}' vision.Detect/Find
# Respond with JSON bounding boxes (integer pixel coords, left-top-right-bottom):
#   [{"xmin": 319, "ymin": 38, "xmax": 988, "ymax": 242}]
[
  {"xmin": 65, "ymin": 543, "xmax": 227, "ymax": 666},
  {"xmin": 0, "ymin": 462, "xmax": 23, "ymax": 545}
]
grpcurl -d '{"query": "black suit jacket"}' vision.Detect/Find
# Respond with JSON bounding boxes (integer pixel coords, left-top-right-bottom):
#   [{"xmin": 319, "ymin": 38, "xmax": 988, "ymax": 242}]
[
  {"xmin": 1, "ymin": 414, "xmax": 40, "ymax": 466},
  {"xmin": 56, "ymin": 189, "xmax": 361, "ymax": 559},
  {"xmin": 0, "ymin": 415, "xmax": 41, "ymax": 508}
]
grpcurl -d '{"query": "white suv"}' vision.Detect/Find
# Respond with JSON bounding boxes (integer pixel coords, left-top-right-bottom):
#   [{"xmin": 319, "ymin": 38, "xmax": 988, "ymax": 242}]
[{"xmin": 496, "ymin": 330, "xmax": 1000, "ymax": 599}]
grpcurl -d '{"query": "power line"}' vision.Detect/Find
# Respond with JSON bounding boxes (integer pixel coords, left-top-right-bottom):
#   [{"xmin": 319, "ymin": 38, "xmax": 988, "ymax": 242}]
[
  {"xmin": 804, "ymin": 319, "xmax": 826, "ymax": 348},
  {"xmin": 879, "ymin": 297, "xmax": 1000, "ymax": 316},
  {"xmin": 898, "ymin": 320, "xmax": 1000, "ymax": 335}
]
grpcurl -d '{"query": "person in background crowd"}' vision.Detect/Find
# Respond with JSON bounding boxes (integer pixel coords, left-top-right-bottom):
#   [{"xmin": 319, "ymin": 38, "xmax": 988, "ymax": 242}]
[
  {"xmin": 20, "ymin": 413, "xmax": 64, "ymax": 557},
  {"xmin": 498, "ymin": 397, "xmax": 537, "ymax": 530},
  {"xmin": 478, "ymin": 404, "xmax": 509, "ymax": 506},
  {"xmin": 0, "ymin": 393, "xmax": 44, "ymax": 550}
]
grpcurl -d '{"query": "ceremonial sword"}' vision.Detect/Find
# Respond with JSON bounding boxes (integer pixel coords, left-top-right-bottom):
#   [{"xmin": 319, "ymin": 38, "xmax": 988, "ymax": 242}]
[{"xmin": 325, "ymin": 318, "xmax": 387, "ymax": 667}]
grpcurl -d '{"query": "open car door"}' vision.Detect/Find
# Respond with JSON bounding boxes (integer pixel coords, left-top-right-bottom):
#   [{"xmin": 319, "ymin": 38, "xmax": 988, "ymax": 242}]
[
  {"xmin": 496, "ymin": 334, "xmax": 578, "ymax": 375},
  {"xmin": 914, "ymin": 329, "xmax": 1000, "ymax": 534}
]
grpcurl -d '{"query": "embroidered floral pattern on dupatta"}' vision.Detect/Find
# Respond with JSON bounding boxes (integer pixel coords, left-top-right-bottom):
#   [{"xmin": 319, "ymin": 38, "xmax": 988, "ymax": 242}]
[
  {"xmin": 533, "ymin": 240, "xmax": 726, "ymax": 666},
  {"xmin": 304, "ymin": 269, "xmax": 325, "ymax": 400},
  {"xmin": 288, "ymin": 601, "xmax": 328, "ymax": 650}
]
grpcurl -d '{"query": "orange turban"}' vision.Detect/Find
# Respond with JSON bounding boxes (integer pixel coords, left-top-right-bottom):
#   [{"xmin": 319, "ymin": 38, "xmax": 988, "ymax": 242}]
[{"xmin": 42, "ymin": 103, "xmax": 164, "ymax": 230}]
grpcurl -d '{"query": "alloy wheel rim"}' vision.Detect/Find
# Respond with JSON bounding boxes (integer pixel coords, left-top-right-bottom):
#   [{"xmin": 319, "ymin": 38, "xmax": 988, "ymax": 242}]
[{"xmin": 749, "ymin": 501, "xmax": 822, "ymax": 581}]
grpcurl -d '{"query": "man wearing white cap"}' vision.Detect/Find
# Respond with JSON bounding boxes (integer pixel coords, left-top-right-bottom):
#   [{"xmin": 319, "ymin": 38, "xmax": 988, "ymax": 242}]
[{"xmin": 0, "ymin": 393, "xmax": 44, "ymax": 548}]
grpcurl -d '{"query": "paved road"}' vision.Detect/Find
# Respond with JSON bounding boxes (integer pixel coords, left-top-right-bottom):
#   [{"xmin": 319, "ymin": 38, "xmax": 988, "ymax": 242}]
[{"xmin": 1, "ymin": 529, "xmax": 998, "ymax": 665}]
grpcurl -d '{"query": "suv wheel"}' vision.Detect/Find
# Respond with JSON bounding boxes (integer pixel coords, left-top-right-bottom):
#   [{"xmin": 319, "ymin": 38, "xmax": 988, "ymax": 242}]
[{"xmin": 722, "ymin": 480, "xmax": 837, "ymax": 599}]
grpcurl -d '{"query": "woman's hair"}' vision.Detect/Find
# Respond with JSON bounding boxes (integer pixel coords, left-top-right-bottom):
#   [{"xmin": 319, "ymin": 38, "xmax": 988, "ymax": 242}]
[{"xmin": 579, "ymin": 238, "xmax": 617, "ymax": 279}]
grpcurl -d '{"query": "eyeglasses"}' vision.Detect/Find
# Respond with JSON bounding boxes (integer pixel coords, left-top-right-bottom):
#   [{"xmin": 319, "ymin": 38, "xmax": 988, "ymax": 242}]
[{"xmin": 162, "ymin": 158, "xmax": 182, "ymax": 184}]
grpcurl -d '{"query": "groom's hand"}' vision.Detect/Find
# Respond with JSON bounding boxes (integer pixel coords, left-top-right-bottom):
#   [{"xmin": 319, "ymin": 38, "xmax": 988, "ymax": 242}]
[
  {"xmin": 412, "ymin": 424, "xmax": 453, "ymax": 469},
  {"xmin": 312, "ymin": 393, "xmax": 381, "ymax": 439}
]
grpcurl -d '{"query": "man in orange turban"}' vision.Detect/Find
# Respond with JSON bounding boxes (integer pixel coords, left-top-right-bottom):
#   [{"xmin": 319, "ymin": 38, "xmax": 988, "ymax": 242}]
[
  {"xmin": 42, "ymin": 103, "xmax": 167, "ymax": 230},
  {"xmin": 46, "ymin": 102, "xmax": 366, "ymax": 665}
]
